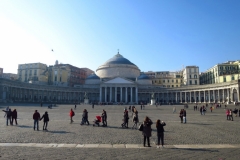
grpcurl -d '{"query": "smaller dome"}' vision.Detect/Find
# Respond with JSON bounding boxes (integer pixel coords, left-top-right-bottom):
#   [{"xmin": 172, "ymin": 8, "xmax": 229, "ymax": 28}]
[
  {"xmin": 137, "ymin": 74, "xmax": 150, "ymax": 80},
  {"xmin": 86, "ymin": 74, "xmax": 100, "ymax": 80}
]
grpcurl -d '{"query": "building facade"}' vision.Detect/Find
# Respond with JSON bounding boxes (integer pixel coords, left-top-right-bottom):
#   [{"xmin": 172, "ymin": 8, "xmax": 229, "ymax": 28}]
[
  {"xmin": 200, "ymin": 61, "xmax": 240, "ymax": 84},
  {"xmin": 183, "ymin": 66, "xmax": 200, "ymax": 85},
  {"xmin": 0, "ymin": 68, "xmax": 3, "ymax": 78},
  {"xmin": 1, "ymin": 53, "xmax": 239, "ymax": 104}
]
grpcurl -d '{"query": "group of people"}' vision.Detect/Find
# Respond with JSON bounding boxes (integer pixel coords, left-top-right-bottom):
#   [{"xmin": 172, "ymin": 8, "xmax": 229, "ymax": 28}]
[
  {"xmin": 140, "ymin": 116, "xmax": 166, "ymax": 148},
  {"xmin": 179, "ymin": 109, "xmax": 187, "ymax": 123},
  {"xmin": 33, "ymin": 110, "xmax": 49, "ymax": 131},
  {"xmin": 2, "ymin": 107, "xmax": 18, "ymax": 126}
]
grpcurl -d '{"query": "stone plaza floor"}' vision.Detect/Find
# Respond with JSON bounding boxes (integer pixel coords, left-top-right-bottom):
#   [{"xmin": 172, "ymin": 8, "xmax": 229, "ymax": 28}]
[{"xmin": 0, "ymin": 103, "xmax": 240, "ymax": 159}]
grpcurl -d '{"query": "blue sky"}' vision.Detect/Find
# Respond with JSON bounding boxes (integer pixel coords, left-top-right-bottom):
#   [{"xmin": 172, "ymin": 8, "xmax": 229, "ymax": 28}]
[{"xmin": 0, "ymin": 0, "xmax": 240, "ymax": 74}]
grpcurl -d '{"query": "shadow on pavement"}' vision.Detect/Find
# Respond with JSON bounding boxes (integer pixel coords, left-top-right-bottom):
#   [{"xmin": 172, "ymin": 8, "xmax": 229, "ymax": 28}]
[
  {"xmin": 18, "ymin": 125, "xmax": 32, "ymax": 128},
  {"xmin": 188, "ymin": 123, "xmax": 213, "ymax": 125},
  {"xmin": 171, "ymin": 148, "xmax": 219, "ymax": 152},
  {"xmin": 49, "ymin": 131, "xmax": 71, "ymax": 134}
]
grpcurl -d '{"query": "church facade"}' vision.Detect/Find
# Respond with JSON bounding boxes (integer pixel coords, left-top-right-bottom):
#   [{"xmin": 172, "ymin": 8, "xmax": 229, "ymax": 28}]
[{"xmin": 0, "ymin": 53, "xmax": 239, "ymax": 104}]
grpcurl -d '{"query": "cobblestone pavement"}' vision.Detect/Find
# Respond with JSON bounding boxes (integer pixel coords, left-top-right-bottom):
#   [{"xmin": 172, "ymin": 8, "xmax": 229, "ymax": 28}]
[
  {"xmin": 0, "ymin": 103, "xmax": 240, "ymax": 159},
  {"xmin": 0, "ymin": 147, "xmax": 240, "ymax": 160}
]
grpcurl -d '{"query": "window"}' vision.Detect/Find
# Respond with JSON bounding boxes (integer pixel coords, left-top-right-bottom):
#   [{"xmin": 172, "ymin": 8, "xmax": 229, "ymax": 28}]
[
  {"xmin": 34, "ymin": 70, "xmax": 37, "ymax": 75},
  {"xmin": 55, "ymin": 76, "xmax": 57, "ymax": 81},
  {"xmin": 176, "ymin": 85, "xmax": 178, "ymax": 87},
  {"xmin": 190, "ymin": 75, "xmax": 192, "ymax": 78},
  {"xmin": 190, "ymin": 80, "xmax": 192, "ymax": 85},
  {"xmin": 163, "ymin": 80, "xmax": 165, "ymax": 83},
  {"xmin": 172, "ymin": 85, "xmax": 174, "ymax": 87},
  {"xmin": 224, "ymin": 77, "xmax": 226, "ymax": 82},
  {"xmin": 232, "ymin": 76, "xmax": 235, "ymax": 80},
  {"xmin": 167, "ymin": 85, "xmax": 170, "ymax": 87},
  {"xmin": 194, "ymin": 75, "xmax": 197, "ymax": 78},
  {"xmin": 176, "ymin": 80, "xmax": 178, "ymax": 83},
  {"xmin": 168, "ymin": 80, "xmax": 169, "ymax": 83},
  {"xmin": 195, "ymin": 80, "xmax": 197, "ymax": 84},
  {"xmin": 172, "ymin": 80, "xmax": 174, "ymax": 82},
  {"xmin": 60, "ymin": 77, "xmax": 62, "ymax": 82}
]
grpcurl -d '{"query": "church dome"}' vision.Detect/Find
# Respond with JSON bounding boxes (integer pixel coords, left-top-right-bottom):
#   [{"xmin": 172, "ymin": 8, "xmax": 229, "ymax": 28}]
[
  {"xmin": 137, "ymin": 74, "xmax": 150, "ymax": 80},
  {"xmin": 96, "ymin": 52, "xmax": 140, "ymax": 79},
  {"xmin": 86, "ymin": 73, "xmax": 100, "ymax": 80},
  {"xmin": 103, "ymin": 53, "xmax": 137, "ymax": 66}
]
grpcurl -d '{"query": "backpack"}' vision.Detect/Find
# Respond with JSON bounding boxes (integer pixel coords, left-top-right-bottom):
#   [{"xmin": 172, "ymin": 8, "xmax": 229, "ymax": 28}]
[{"xmin": 72, "ymin": 111, "xmax": 75, "ymax": 116}]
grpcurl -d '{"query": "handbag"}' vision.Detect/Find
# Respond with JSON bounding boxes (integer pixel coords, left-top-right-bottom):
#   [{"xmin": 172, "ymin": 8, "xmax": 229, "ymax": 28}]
[{"xmin": 138, "ymin": 124, "xmax": 143, "ymax": 131}]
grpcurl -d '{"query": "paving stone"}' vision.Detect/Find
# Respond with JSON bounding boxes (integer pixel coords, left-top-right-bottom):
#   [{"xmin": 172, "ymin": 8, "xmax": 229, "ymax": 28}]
[
  {"xmin": 98, "ymin": 144, "xmax": 112, "ymax": 148},
  {"xmin": 84, "ymin": 144, "xmax": 99, "ymax": 148},
  {"xmin": 76, "ymin": 144, "xmax": 84, "ymax": 148},
  {"xmin": 126, "ymin": 144, "xmax": 139, "ymax": 148},
  {"xmin": 113, "ymin": 144, "xmax": 125, "ymax": 148}
]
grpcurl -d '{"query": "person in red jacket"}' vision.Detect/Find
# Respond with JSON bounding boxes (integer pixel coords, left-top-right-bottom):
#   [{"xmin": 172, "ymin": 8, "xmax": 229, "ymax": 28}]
[
  {"xmin": 33, "ymin": 110, "xmax": 40, "ymax": 131},
  {"xmin": 69, "ymin": 109, "xmax": 75, "ymax": 123}
]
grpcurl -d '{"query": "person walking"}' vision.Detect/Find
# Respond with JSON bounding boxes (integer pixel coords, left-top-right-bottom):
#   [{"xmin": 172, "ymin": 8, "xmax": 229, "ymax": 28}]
[
  {"xmin": 81, "ymin": 109, "xmax": 89, "ymax": 125},
  {"xmin": 33, "ymin": 110, "xmax": 40, "ymax": 131},
  {"xmin": 142, "ymin": 116, "xmax": 153, "ymax": 147},
  {"xmin": 2, "ymin": 108, "xmax": 12, "ymax": 126},
  {"xmin": 101, "ymin": 109, "xmax": 107, "ymax": 127},
  {"xmin": 69, "ymin": 109, "xmax": 75, "ymax": 123},
  {"xmin": 40, "ymin": 111, "xmax": 49, "ymax": 130},
  {"xmin": 156, "ymin": 119, "xmax": 166, "ymax": 148},
  {"xmin": 226, "ymin": 109, "xmax": 230, "ymax": 120},
  {"xmin": 132, "ymin": 108, "xmax": 139, "ymax": 129},
  {"xmin": 173, "ymin": 107, "xmax": 176, "ymax": 114},
  {"xmin": 179, "ymin": 109, "xmax": 183, "ymax": 123},
  {"xmin": 183, "ymin": 109, "xmax": 187, "ymax": 124},
  {"xmin": 121, "ymin": 109, "xmax": 129, "ymax": 128},
  {"xmin": 11, "ymin": 109, "xmax": 18, "ymax": 125},
  {"xmin": 229, "ymin": 109, "xmax": 233, "ymax": 121}
]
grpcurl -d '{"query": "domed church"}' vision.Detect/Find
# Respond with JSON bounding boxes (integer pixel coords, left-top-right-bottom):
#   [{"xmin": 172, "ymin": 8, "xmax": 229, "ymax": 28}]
[{"xmin": 84, "ymin": 51, "xmax": 152, "ymax": 103}]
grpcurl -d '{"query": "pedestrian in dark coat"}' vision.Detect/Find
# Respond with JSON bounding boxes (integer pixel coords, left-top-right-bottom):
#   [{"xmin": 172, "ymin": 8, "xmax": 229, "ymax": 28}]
[
  {"xmin": 142, "ymin": 116, "xmax": 153, "ymax": 147},
  {"xmin": 2, "ymin": 108, "xmax": 12, "ymax": 126},
  {"xmin": 33, "ymin": 110, "xmax": 40, "ymax": 131},
  {"xmin": 81, "ymin": 109, "xmax": 89, "ymax": 125},
  {"xmin": 121, "ymin": 109, "xmax": 129, "ymax": 128},
  {"xmin": 179, "ymin": 109, "xmax": 183, "ymax": 123},
  {"xmin": 11, "ymin": 109, "xmax": 18, "ymax": 125},
  {"xmin": 40, "ymin": 111, "xmax": 49, "ymax": 130},
  {"xmin": 156, "ymin": 119, "xmax": 166, "ymax": 148},
  {"xmin": 101, "ymin": 109, "xmax": 107, "ymax": 126}
]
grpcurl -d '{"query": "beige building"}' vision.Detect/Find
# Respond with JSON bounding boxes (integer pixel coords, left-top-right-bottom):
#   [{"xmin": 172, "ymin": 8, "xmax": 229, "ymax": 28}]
[
  {"xmin": 18, "ymin": 63, "xmax": 48, "ymax": 84},
  {"xmin": 200, "ymin": 61, "xmax": 240, "ymax": 85},
  {"xmin": 183, "ymin": 66, "xmax": 199, "ymax": 85}
]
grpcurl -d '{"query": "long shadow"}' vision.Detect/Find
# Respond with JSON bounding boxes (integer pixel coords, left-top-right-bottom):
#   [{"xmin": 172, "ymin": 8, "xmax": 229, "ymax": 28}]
[
  {"xmin": 188, "ymin": 123, "xmax": 213, "ymax": 125},
  {"xmin": 18, "ymin": 125, "xmax": 32, "ymax": 128},
  {"xmin": 170, "ymin": 148, "xmax": 219, "ymax": 152},
  {"xmin": 48, "ymin": 130, "xmax": 71, "ymax": 134}
]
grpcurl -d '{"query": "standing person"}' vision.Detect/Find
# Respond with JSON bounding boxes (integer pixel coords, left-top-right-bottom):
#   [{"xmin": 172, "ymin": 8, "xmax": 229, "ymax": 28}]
[
  {"xmin": 101, "ymin": 109, "xmax": 107, "ymax": 127},
  {"xmin": 226, "ymin": 109, "xmax": 230, "ymax": 120},
  {"xmin": 92, "ymin": 103, "xmax": 94, "ymax": 109},
  {"xmin": 121, "ymin": 109, "xmax": 129, "ymax": 128},
  {"xmin": 69, "ymin": 109, "xmax": 75, "ymax": 123},
  {"xmin": 74, "ymin": 104, "xmax": 77, "ymax": 110},
  {"xmin": 200, "ymin": 107, "xmax": 203, "ymax": 115},
  {"xmin": 33, "ymin": 110, "xmax": 40, "ymax": 131},
  {"xmin": 11, "ymin": 109, "xmax": 18, "ymax": 125},
  {"xmin": 183, "ymin": 109, "xmax": 187, "ymax": 124},
  {"xmin": 2, "ymin": 108, "xmax": 12, "ymax": 126},
  {"xmin": 210, "ymin": 107, "xmax": 213, "ymax": 112},
  {"xmin": 229, "ymin": 109, "xmax": 233, "ymax": 121},
  {"xmin": 173, "ymin": 107, "xmax": 176, "ymax": 114},
  {"xmin": 132, "ymin": 109, "xmax": 139, "ymax": 129},
  {"xmin": 40, "ymin": 111, "xmax": 49, "ymax": 130},
  {"xmin": 81, "ymin": 109, "xmax": 89, "ymax": 125},
  {"xmin": 141, "ymin": 105, "xmax": 143, "ymax": 110},
  {"xmin": 156, "ymin": 119, "xmax": 166, "ymax": 148},
  {"xmin": 142, "ymin": 116, "xmax": 153, "ymax": 147},
  {"xmin": 179, "ymin": 109, "xmax": 183, "ymax": 123}
]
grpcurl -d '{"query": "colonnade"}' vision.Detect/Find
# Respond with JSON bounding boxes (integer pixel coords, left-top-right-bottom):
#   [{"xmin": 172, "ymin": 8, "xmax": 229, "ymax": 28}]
[{"xmin": 99, "ymin": 86, "xmax": 138, "ymax": 103}]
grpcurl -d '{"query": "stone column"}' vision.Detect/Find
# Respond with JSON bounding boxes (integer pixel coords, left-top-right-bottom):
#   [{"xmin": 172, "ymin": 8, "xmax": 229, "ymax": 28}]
[
  {"xmin": 110, "ymin": 87, "xmax": 112, "ymax": 102},
  {"xmin": 175, "ymin": 92, "xmax": 178, "ymax": 103},
  {"xmin": 135, "ymin": 87, "xmax": 138, "ymax": 103},
  {"xmin": 120, "ymin": 87, "xmax": 122, "ymax": 102},
  {"xmin": 99, "ymin": 87, "xmax": 102, "ymax": 102},
  {"xmin": 130, "ymin": 87, "xmax": 133, "ymax": 102},
  {"xmin": 203, "ymin": 91, "xmax": 205, "ymax": 103},
  {"xmin": 223, "ymin": 89, "xmax": 225, "ymax": 102},
  {"xmin": 115, "ymin": 87, "xmax": 117, "ymax": 103},
  {"xmin": 213, "ymin": 90, "xmax": 215, "ymax": 102},
  {"xmin": 217, "ymin": 90, "xmax": 220, "ymax": 103},
  {"xmin": 125, "ymin": 87, "xmax": 128, "ymax": 103},
  {"xmin": 180, "ymin": 92, "xmax": 182, "ymax": 103},
  {"xmin": 105, "ymin": 87, "xmax": 107, "ymax": 102},
  {"xmin": 208, "ymin": 90, "xmax": 210, "ymax": 102},
  {"xmin": 185, "ymin": 92, "xmax": 187, "ymax": 103},
  {"xmin": 194, "ymin": 91, "xmax": 196, "ymax": 103}
]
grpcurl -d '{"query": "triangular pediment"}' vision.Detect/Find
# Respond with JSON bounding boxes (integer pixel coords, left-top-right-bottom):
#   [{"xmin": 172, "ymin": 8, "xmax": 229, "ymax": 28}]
[{"xmin": 104, "ymin": 77, "xmax": 134, "ymax": 84}]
